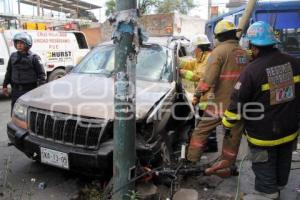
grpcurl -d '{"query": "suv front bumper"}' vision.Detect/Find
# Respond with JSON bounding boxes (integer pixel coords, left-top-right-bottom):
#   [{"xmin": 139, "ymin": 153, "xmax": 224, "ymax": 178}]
[{"xmin": 7, "ymin": 121, "xmax": 113, "ymax": 176}]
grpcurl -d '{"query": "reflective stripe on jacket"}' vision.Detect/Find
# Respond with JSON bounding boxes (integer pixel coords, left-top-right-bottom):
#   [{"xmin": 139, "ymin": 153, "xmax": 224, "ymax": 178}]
[
  {"xmin": 223, "ymin": 49, "xmax": 300, "ymax": 147},
  {"xmin": 200, "ymin": 40, "xmax": 248, "ymax": 115},
  {"xmin": 179, "ymin": 52, "xmax": 211, "ymax": 97}
]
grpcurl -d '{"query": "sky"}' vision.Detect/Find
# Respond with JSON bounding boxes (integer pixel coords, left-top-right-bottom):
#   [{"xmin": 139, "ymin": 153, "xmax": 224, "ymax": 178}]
[{"xmin": 0, "ymin": 0, "xmax": 231, "ymax": 22}]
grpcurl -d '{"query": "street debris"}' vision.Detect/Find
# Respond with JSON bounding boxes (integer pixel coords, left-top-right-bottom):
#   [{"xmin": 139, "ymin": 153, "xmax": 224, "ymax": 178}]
[{"xmin": 38, "ymin": 182, "xmax": 47, "ymax": 190}]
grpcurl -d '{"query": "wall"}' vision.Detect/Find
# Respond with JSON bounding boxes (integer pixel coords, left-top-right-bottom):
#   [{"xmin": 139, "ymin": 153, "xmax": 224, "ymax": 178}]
[{"xmin": 81, "ymin": 26, "xmax": 102, "ymax": 48}]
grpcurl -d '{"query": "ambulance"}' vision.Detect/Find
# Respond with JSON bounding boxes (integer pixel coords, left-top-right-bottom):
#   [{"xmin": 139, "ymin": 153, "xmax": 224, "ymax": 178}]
[{"xmin": 0, "ymin": 30, "xmax": 90, "ymax": 91}]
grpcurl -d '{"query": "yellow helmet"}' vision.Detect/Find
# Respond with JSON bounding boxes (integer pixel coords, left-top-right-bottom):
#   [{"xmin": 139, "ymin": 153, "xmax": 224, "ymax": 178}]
[
  {"xmin": 192, "ymin": 34, "xmax": 211, "ymax": 46},
  {"xmin": 214, "ymin": 20, "xmax": 237, "ymax": 35}
]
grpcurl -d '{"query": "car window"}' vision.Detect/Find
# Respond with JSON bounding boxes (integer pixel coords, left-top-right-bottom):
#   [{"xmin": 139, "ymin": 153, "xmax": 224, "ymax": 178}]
[
  {"xmin": 75, "ymin": 46, "xmax": 114, "ymax": 74},
  {"xmin": 136, "ymin": 46, "xmax": 168, "ymax": 81},
  {"xmin": 75, "ymin": 45, "xmax": 171, "ymax": 82}
]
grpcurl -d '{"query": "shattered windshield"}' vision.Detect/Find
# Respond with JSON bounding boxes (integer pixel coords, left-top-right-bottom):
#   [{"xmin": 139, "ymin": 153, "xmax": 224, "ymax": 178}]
[{"xmin": 74, "ymin": 44, "xmax": 171, "ymax": 82}]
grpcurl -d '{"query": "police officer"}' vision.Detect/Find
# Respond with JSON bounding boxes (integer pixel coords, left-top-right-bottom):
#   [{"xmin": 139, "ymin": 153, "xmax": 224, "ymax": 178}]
[
  {"xmin": 186, "ymin": 20, "xmax": 248, "ymax": 173},
  {"xmin": 2, "ymin": 32, "xmax": 46, "ymax": 112},
  {"xmin": 215, "ymin": 21, "xmax": 300, "ymax": 199}
]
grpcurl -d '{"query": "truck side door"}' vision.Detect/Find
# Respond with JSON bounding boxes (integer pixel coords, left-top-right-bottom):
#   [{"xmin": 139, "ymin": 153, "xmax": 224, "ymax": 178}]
[
  {"xmin": 73, "ymin": 32, "xmax": 90, "ymax": 65},
  {"xmin": 0, "ymin": 33, "xmax": 10, "ymax": 87}
]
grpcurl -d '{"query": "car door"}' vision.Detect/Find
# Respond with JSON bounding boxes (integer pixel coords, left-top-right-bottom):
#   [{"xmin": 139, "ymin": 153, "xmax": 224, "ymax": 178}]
[
  {"xmin": 170, "ymin": 37, "xmax": 191, "ymax": 91},
  {"xmin": 171, "ymin": 38, "xmax": 195, "ymax": 113}
]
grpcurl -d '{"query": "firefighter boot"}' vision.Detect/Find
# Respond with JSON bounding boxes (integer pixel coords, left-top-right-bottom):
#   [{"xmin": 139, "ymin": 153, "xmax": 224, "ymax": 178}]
[
  {"xmin": 205, "ymin": 132, "xmax": 241, "ymax": 177},
  {"xmin": 204, "ymin": 141, "xmax": 239, "ymax": 178},
  {"xmin": 205, "ymin": 121, "xmax": 243, "ymax": 177},
  {"xmin": 204, "ymin": 148, "xmax": 238, "ymax": 178}
]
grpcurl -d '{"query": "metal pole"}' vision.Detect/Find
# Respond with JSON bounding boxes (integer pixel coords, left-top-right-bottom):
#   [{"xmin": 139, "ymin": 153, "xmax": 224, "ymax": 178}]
[
  {"xmin": 41, "ymin": 0, "xmax": 44, "ymax": 16},
  {"xmin": 37, "ymin": 0, "xmax": 40, "ymax": 16},
  {"xmin": 113, "ymin": 0, "xmax": 137, "ymax": 199},
  {"xmin": 207, "ymin": 0, "xmax": 212, "ymax": 20},
  {"xmin": 18, "ymin": 0, "xmax": 20, "ymax": 15},
  {"xmin": 236, "ymin": 0, "xmax": 257, "ymax": 39}
]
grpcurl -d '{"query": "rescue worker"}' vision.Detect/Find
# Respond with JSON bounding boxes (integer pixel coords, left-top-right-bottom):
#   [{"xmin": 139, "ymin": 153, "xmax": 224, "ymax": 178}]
[
  {"xmin": 2, "ymin": 32, "xmax": 46, "ymax": 112},
  {"xmin": 178, "ymin": 34, "xmax": 218, "ymax": 152},
  {"xmin": 178, "ymin": 34, "xmax": 212, "ymax": 97},
  {"xmin": 186, "ymin": 20, "xmax": 248, "ymax": 174},
  {"xmin": 209, "ymin": 21, "xmax": 300, "ymax": 199}
]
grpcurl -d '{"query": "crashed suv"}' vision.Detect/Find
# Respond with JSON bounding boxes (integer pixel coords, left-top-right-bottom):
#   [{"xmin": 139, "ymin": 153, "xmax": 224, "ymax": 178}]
[{"xmin": 7, "ymin": 37, "xmax": 193, "ymax": 175}]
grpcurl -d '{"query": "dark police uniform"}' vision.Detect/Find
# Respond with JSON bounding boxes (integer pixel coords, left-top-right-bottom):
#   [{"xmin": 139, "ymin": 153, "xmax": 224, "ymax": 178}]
[
  {"xmin": 3, "ymin": 51, "xmax": 46, "ymax": 111},
  {"xmin": 222, "ymin": 48, "xmax": 300, "ymax": 194}
]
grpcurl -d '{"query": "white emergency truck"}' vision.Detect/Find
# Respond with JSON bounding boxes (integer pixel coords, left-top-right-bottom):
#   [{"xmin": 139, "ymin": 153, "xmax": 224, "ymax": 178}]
[{"xmin": 0, "ymin": 30, "xmax": 89, "ymax": 90}]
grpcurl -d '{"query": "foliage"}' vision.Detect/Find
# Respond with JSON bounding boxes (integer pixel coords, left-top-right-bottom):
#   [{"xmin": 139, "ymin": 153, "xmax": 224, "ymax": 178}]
[
  {"xmin": 138, "ymin": 0, "xmax": 159, "ymax": 14},
  {"xmin": 105, "ymin": 0, "xmax": 116, "ymax": 17},
  {"xmin": 156, "ymin": 0, "xmax": 195, "ymax": 15},
  {"xmin": 77, "ymin": 181, "xmax": 105, "ymax": 200},
  {"xmin": 105, "ymin": 0, "xmax": 195, "ymax": 16}
]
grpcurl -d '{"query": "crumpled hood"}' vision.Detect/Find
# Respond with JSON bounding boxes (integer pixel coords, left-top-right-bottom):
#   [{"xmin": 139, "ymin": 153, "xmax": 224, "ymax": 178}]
[{"xmin": 19, "ymin": 73, "xmax": 172, "ymax": 120}]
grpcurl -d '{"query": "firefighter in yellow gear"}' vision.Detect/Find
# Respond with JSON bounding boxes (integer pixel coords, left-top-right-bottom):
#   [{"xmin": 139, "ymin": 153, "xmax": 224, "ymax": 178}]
[
  {"xmin": 186, "ymin": 20, "xmax": 249, "ymax": 173},
  {"xmin": 179, "ymin": 35, "xmax": 219, "ymax": 152},
  {"xmin": 178, "ymin": 34, "xmax": 212, "ymax": 101}
]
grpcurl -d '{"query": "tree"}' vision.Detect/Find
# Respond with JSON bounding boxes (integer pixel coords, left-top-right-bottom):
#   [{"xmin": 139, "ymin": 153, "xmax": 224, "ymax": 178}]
[
  {"xmin": 105, "ymin": 0, "xmax": 195, "ymax": 16},
  {"xmin": 138, "ymin": 0, "xmax": 159, "ymax": 14},
  {"xmin": 105, "ymin": 0, "xmax": 157, "ymax": 15},
  {"xmin": 156, "ymin": 0, "xmax": 195, "ymax": 15},
  {"xmin": 105, "ymin": 0, "xmax": 116, "ymax": 17}
]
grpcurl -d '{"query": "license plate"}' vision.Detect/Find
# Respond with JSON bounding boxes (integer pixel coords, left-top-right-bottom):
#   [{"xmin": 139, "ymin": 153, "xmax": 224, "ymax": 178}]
[{"xmin": 40, "ymin": 147, "xmax": 69, "ymax": 169}]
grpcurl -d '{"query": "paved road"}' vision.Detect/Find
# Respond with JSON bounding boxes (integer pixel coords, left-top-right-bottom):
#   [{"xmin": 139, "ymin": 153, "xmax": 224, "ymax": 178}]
[
  {"xmin": 0, "ymin": 97, "xmax": 80, "ymax": 200},
  {"xmin": 0, "ymin": 97, "xmax": 10, "ymax": 142}
]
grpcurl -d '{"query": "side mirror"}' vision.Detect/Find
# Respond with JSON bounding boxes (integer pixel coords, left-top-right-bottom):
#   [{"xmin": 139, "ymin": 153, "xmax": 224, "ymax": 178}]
[{"xmin": 65, "ymin": 65, "xmax": 74, "ymax": 74}]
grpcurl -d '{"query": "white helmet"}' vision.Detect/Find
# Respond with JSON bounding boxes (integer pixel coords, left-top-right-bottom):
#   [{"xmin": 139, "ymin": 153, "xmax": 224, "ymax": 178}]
[{"xmin": 192, "ymin": 34, "xmax": 211, "ymax": 46}]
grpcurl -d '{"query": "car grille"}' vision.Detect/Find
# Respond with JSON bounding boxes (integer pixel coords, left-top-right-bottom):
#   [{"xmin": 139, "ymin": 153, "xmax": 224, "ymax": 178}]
[{"xmin": 28, "ymin": 108, "xmax": 107, "ymax": 149}]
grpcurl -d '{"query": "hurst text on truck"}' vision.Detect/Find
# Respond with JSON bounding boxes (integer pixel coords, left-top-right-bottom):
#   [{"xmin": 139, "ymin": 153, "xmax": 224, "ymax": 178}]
[{"xmin": 0, "ymin": 30, "xmax": 90, "ymax": 92}]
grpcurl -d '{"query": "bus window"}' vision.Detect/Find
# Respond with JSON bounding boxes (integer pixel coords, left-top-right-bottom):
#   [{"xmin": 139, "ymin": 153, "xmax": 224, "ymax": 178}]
[{"xmin": 257, "ymin": 11, "xmax": 300, "ymax": 53}]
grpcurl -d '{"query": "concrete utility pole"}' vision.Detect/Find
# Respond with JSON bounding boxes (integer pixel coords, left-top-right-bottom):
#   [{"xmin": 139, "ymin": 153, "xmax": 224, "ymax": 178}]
[
  {"xmin": 113, "ymin": 0, "xmax": 137, "ymax": 200},
  {"xmin": 236, "ymin": 0, "xmax": 257, "ymax": 39}
]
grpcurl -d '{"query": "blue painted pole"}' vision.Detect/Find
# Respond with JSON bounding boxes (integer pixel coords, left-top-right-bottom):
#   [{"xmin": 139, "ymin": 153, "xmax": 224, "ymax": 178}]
[{"xmin": 113, "ymin": 1, "xmax": 137, "ymax": 199}]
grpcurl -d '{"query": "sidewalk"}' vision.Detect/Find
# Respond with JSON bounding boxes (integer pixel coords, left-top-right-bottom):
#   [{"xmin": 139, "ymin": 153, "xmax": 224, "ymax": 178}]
[{"xmin": 176, "ymin": 135, "xmax": 300, "ymax": 200}]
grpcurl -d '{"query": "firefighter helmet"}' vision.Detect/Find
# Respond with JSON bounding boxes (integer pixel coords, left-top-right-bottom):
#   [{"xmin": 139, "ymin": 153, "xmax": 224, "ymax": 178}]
[
  {"xmin": 192, "ymin": 34, "xmax": 211, "ymax": 46},
  {"xmin": 246, "ymin": 21, "xmax": 280, "ymax": 46},
  {"xmin": 13, "ymin": 32, "xmax": 33, "ymax": 49},
  {"xmin": 214, "ymin": 20, "xmax": 238, "ymax": 35}
]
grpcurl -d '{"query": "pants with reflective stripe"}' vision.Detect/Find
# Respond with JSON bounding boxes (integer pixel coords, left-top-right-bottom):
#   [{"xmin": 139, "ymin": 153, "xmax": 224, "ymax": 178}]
[
  {"xmin": 187, "ymin": 112, "xmax": 243, "ymax": 162},
  {"xmin": 249, "ymin": 140, "xmax": 294, "ymax": 194}
]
